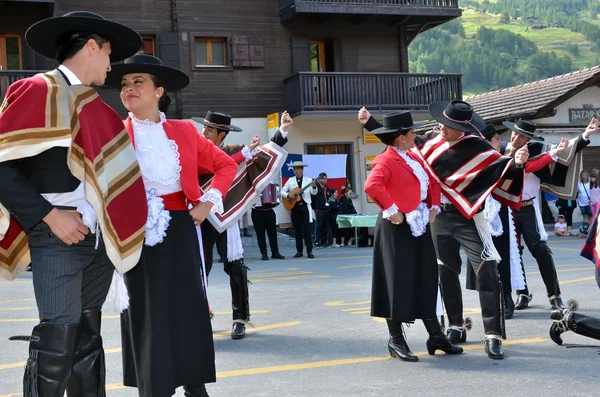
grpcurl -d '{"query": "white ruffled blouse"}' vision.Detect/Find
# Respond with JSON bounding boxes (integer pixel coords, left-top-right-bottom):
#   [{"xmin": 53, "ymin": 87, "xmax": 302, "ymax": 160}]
[
  {"xmin": 382, "ymin": 149, "xmax": 438, "ymax": 237},
  {"xmin": 130, "ymin": 112, "xmax": 223, "ymax": 246}
]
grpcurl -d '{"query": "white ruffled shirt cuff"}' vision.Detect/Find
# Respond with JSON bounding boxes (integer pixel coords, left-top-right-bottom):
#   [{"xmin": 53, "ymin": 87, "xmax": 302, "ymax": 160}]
[
  {"xmin": 200, "ymin": 188, "xmax": 224, "ymax": 215},
  {"xmin": 280, "ymin": 128, "xmax": 289, "ymax": 138},
  {"xmin": 430, "ymin": 205, "xmax": 440, "ymax": 213},
  {"xmin": 382, "ymin": 204, "xmax": 399, "ymax": 219},
  {"xmin": 241, "ymin": 146, "xmax": 253, "ymax": 161}
]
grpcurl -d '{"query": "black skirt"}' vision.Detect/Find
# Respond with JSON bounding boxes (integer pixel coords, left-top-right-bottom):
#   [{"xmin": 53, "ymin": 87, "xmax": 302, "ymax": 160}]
[
  {"xmin": 121, "ymin": 210, "xmax": 216, "ymax": 397},
  {"xmin": 370, "ymin": 213, "xmax": 438, "ymax": 322}
]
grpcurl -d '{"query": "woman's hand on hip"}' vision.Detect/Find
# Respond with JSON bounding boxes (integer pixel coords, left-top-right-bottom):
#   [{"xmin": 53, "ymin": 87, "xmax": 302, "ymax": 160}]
[
  {"xmin": 190, "ymin": 201, "xmax": 213, "ymax": 225},
  {"xmin": 388, "ymin": 212, "xmax": 404, "ymax": 225}
]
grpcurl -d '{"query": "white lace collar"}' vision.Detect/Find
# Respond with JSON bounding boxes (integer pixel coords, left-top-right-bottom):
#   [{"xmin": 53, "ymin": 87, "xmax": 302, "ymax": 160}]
[{"xmin": 129, "ymin": 112, "xmax": 167, "ymax": 126}]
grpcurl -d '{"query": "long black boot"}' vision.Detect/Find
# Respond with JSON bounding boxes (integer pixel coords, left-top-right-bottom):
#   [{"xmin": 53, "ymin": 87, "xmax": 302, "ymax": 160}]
[
  {"xmin": 480, "ymin": 290, "xmax": 504, "ymax": 359},
  {"xmin": 422, "ymin": 319, "xmax": 463, "ymax": 356},
  {"xmin": 184, "ymin": 384, "xmax": 210, "ymax": 397},
  {"xmin": 10, "ymin": 323, "xmax": 80, "ymax": 397},
  {"xmin": 386, "ymin": 319, "xmax": 417, "ymax": 362},
  {"xmin": 66, "ymin": 310, "xmax": 106, "ymax": 397},
  {"xmin": 504, "ymin": 293, "xmax": 515, "ymax": 319},
  {"xmin": 548, "ymin": 300, "xmax": 600, "ymax": 345},
  {"xmin": 228, "ymin": 259, "xmax": 250, "ymax": 340}
]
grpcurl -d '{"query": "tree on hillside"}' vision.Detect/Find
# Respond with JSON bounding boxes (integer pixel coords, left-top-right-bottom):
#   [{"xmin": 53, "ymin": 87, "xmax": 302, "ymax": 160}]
[
  {"xmin": 566, "ymin": 43, "xmax": 580, "ymax": 56},
  {"xmin": 500, "ymin": 11, "xmax": 510, "ymax": 24}
]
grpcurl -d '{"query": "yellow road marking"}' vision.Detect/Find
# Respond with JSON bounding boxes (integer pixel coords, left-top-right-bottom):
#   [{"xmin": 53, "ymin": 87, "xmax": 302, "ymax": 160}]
[
  {"xmin": 216, "ymin": 337, "xmax": 547, "ymax": 378},
  {"xmin": 251, "ymin": 271, "xmax": 314, "ymax": 277},
  {"xmin": 252, "ymin": 268, "xmax": 300, "ymax": 273},
  {"xmin": 549, "ymin": 246, "xmax": 580, "ymax": 252},
  {"xmin": 0, "ymin": 298, "xmax": 35, "ymax": 305},
  {"xmin": 212, "ymin": 321, "xmax": 301, "ymax": 338},
  {"xmin": 325, "ymin": 300, "xmax": 371, "ymax": 307},
  {"xmin": 0, "ymin": 322, "xmax": 301, "ymax": 374},
  {"xmin": 345, "ymin": 284, "xmax": 362, "ymax": 287},
  {"xmin": 0, "ymin": 281, "xmax": 31, "ymax": 284},
  {"xmin": 557, "ymin": 276, "xmax": 595, "ymax": 285},
  {"xmin": 0, "ymin": 311, "xmax": 269, "ymax": 323},
  {"xmin": 252, "ymin": 275, "xmax": 331, "ymax": 283},
  {"xmin": 339, "ymin": 264, "xmax": 371, "ymax": 269},
  {"xmin": 0, "ymin": 336, "xmax": 549, "ymax": 394},
  {"xmin": 342, "ymin": 307, "xmax": 370, "ymax": 311},
  {"xmin": 0, "ymin": 307, "xmax": 33, "ymax": 312},
  {"xmin": 273, "ymin": 288, "xmax": 302, "ymax": 292}
]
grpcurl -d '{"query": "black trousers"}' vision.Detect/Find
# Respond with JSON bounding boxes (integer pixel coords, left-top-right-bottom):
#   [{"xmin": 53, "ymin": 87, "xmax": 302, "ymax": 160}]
[
  {"xmin": 291, "ymin": 203, "xmax": 313, "ymax": 253},
  {"xmin": 431, "ymin": 210, "xmax": 503, "ymax": 336},
  {"xmin": 201, "ymin": 221, "xmax": 250, "ymax": 321},
  {"xmin": 251, "ymin": 207, "xmax": 280, "ymax": 256},
  {"xmin": 513, "ymin": 205, "xmax": 561, "ymax": 297},
  {"xmin": 314, "ymin": 210, "xmax": 330, "ymax": 246}
]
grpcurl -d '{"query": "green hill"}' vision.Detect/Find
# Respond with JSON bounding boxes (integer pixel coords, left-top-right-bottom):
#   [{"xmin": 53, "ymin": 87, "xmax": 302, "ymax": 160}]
[{"xmin": 409, "ymin": 0, "xmax": 600, "ymax": 96}]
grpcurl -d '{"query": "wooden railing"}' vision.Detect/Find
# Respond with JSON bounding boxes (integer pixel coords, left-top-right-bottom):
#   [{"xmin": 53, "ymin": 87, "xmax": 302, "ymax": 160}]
[
  {"xmin": 0, "ymin": 70, "xmax": 45, "ymax": 101},
  {"xmin": 284, "ymin": 72, "xmax": 462, "ymax": 115},
  {"xmin": 280, "ymin": 0, "xmax": 459, "ymax": 10}
]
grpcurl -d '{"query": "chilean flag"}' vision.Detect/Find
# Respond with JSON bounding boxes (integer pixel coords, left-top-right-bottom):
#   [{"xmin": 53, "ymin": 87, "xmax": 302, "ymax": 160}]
[{"xmin": 281, "ymin": 154, "xmax": 348, "ymax": 193}]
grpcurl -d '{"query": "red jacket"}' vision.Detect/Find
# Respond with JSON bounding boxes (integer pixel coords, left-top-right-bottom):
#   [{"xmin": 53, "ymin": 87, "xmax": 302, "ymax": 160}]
[
  {"xmin": 365, "ymin": 146, "xmax": 441, "ymax": 213},
  {"xmin": 125, "ymin": 118, "xmax": 237, "ymax": 205}
]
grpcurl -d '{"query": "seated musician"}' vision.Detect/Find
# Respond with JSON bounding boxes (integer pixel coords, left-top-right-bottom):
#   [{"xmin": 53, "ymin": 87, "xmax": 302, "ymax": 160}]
[{"xmin": 281, "ymin": 161, "xmax": 318, "ymax": 258}]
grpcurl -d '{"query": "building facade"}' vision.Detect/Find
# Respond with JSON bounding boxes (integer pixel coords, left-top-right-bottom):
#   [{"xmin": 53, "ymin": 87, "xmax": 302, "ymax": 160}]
[{"xmin": 1, "ymin": 0, "xmax": 463, "ymax": 225}]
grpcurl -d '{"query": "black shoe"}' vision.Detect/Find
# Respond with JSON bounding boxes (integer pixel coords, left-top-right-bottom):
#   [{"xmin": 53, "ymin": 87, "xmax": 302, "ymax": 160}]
[
  {"xmin": 504, "ymin": 293, "xmax": 515, "ymax": 319},
  {"xmin": 388, "ymin": 337, "xmax": 418, "ymax": 362},
  {"xmin": 307, "ymin": 252, "xmax": 315, "ymax": 259},
  {"xmin": 549, "ymin": 299, "xmax": 578, "ymax": 345},
  {"xmin": 484, "ymin": 336, "xmax": 504, "ymax": 359},
  {"xmin": 426, "ymin": 332, "xmax": 464, "ymax": 356},
  {"xmin": 261, "ymin": 254, "xmax": 269, "ymax": 261},
  {"xmin": 26, "ymin": 265, "xmax": 32, "ymax": 272},
  {"xmin": 231, "ymin": 322, "xmax": 246, "ymax": 340},
  {"xmin": 549, "ymin": 295, "xmax": 566, "ymax": 310},
  {"xmin": 514, "ymin": 293, "xmax": 532, "ymax": 310},
  {"xmin": 272, "ymin": 253, "xmax": 285, "ymax": 259},
  {"xmin": 293, "ymin": 252, "xmax": 303, "ymax": 258},
  {"xmin": 184, "ymin": 384, "xmax": 210, "ymax": 397},
  {"xmin": 446, "ymin": 328, "xmax": 467, "ymax": 344}
]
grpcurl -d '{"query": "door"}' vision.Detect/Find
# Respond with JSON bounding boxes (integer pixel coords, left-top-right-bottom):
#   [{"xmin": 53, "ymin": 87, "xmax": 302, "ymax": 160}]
[
  {"xmin": 0, "ymin": 34, "xmax": 22, "ymax": 101},
  {"xmin": 0, "ymin": 34, "xmax": 22, "ymax": 70},
  {"xmin": 310, "ymin": 40, "xmax": 335, "ymax": 108}
]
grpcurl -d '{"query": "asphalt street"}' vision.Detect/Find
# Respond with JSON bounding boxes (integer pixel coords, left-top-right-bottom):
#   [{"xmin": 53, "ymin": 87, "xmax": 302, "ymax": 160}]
[{"xmin": 1, "ymin": 234, "xmax": 599, "ymax": 397}]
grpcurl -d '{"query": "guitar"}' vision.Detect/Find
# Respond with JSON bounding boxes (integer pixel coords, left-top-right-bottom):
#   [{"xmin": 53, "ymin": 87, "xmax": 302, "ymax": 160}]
[{"xmin": 282, "ymin": 177, "xmax": 323, "ymax": 211}]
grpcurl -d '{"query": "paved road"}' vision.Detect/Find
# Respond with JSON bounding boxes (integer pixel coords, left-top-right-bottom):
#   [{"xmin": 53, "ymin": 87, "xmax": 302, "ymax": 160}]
[{"xmin": 1, "ymin": 235, "xmax": 599, "ymax": 397}]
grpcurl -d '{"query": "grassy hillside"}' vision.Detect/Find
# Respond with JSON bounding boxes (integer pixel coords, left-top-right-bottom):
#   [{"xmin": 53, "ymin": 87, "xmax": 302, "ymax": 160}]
[{"xmin": 409, "ymin": 1, "xmax": 600, "ymax": 96}]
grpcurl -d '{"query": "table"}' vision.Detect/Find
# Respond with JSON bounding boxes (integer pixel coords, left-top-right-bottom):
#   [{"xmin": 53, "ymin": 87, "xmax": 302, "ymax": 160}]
[{"xmin": 336, "ymin": 214, "xmax": 378, "ymax": 248}]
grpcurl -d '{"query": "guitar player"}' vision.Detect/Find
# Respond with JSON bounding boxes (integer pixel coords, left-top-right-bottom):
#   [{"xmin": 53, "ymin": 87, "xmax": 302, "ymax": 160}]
[{"xmin": 282, "ymin": 161, "xmax": 318, "ymax": 258}]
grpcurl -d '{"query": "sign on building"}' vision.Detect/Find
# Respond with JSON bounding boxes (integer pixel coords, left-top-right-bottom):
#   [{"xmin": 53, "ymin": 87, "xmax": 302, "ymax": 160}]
[{"xmin": 569, "ymin": 108, "xmax": 600, "ymax": 123}]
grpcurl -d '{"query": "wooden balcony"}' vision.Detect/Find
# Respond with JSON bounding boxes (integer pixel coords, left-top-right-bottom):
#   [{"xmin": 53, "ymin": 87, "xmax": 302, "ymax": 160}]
[
  {"xmin": 284, "ymin": 72, "xmax": 462, "ymax": 117},
  {"xmin": 0, "ymin": 70, "xmax": 44, "ymax": 101},
  {"xmin": 280, "ymin": 0, "xmax": 461, "ymax": 22}
]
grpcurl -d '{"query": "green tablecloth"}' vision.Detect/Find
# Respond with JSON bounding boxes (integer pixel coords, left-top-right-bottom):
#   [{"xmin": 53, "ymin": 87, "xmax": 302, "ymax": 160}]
[{"xmin": 336, "ymin": 214, "xmax": 378, "ymax": 228}]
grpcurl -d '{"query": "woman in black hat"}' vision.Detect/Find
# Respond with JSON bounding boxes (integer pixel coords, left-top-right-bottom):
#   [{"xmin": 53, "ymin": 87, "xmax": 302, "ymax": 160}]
[
  {"xmin": 363, "ymin": 111, "xmax": 463, "ymax": 362},
  {"xmin": 105, "ymin": 54, "xmax": 239, "ymax": 397}
]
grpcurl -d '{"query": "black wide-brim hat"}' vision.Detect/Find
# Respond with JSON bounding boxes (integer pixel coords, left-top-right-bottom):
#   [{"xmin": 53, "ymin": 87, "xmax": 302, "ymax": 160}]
[
  {"xmin": 25, "ymin": 11, "xmax": 141, "ymax": 63},
  {"xmin": 104, "ymin": 54, "xmax": 190, "ymax": 92},
  {"xmin": 192, "ymin": 111, "xmax": 243, "ymax": 132},
  {"xmin": 481, "ymin": 124, "xmax": 499, "ymax": 140},
  {"xmin": 502, "ymin": 119, "xmax": 543, "ymax": 141},
  {"xmin": 370, "ymin": 110, "xmax": 426, "ymax": 135},
  {"xmin": 429, "ymin": 100, "xmax": 485, "ymax": 134}
]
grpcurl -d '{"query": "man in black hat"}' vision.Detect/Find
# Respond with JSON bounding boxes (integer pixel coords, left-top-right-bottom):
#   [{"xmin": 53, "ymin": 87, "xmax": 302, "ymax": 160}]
[
  {"xmin": 194, "ymin": 110, "xmax": 291, "ymax": 340},
  {"xmin": 0, "ymin": 11, "xmax": 144, "ymax": 397},
  {"xmin": 501, "ymin": 118, "xmax": 598, "ymax": 311},
  {"xmin": 360, "ymin": 101, "xmax": 529, "ymax": 359}
]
